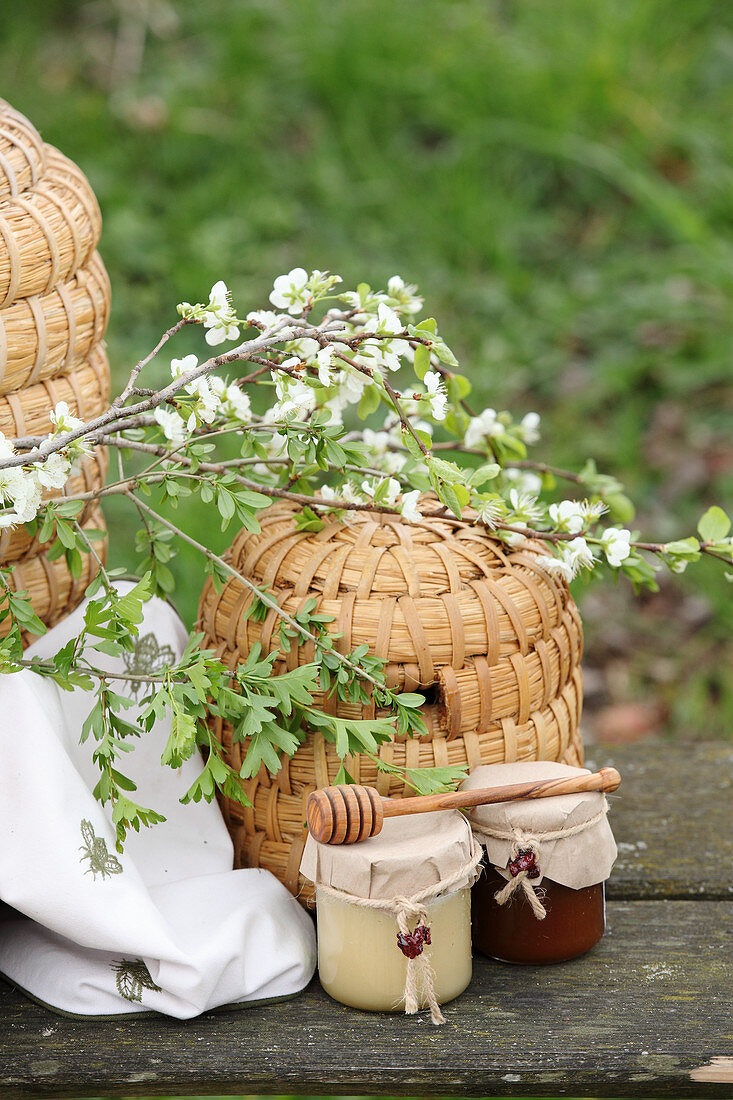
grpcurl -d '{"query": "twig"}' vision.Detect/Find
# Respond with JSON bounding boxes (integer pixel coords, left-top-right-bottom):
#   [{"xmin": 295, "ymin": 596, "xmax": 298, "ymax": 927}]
[{"xmin": 129, "ymin": 494, "xmax": 385, "ymax": 690}]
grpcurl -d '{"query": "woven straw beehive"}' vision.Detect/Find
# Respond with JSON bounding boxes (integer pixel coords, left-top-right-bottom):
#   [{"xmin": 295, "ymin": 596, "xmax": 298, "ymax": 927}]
[
  {"xmin": 0, "ymin": 100, "xmax": 111, "ymax": 631},
  {"xmin": 199, "ymin": 498, "xmax": 585, "ymax": 900},
  {"xmin": 0, "ymin": 99, "xmax": 46, "ymax": 200}
]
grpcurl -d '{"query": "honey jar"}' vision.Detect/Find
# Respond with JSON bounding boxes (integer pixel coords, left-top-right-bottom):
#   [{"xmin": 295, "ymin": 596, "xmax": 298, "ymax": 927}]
[
  {"xmin": 300, "ymin": 809, "xmax": 481, "ymax": 1023},
  {"xmin": 463, "ymin": 762, "xmax": 617, "ymax": 965}
]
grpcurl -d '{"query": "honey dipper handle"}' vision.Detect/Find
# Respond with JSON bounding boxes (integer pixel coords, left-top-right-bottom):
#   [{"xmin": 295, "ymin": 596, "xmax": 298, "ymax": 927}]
[
  {"xmin": 382, "ymin": 767, "xmax": 621, "ymax": 819},
  {"xmin": 306, "ymin": 769, "xmax": 621, "ymax": 844}
]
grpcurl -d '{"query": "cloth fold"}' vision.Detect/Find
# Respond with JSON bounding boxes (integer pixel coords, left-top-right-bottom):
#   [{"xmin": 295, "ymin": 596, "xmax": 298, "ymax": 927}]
[{"xmin": 0, "ymin": 582, "xmax": 316, "ymax": 1017}]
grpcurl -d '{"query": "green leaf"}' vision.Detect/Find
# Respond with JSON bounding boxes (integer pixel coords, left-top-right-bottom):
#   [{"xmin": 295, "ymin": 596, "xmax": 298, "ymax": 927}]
[
  {"xmin": 413, "ymin": 344, "xmax": 431, "ymax": 380},
  {"xmin": 468, "ymin": 463, "xmax": 501, "ymax": 487},
  {"xmin": 698, "ymin": 506, "xmax": 731, "ymax": 543},
  {"xmin": 354, "ymin": 386, "xmax": 379, "ymax": 423},
  {"xmin": 404, "ymin": 765, "xmax": 468, "ymax": 796},
  {"xmin": 393, "ymin": 692, "xmax": 424, "ymax": 708}
]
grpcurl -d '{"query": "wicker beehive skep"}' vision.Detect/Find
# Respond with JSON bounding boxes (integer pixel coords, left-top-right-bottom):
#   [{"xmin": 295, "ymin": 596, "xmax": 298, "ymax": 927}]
[
  {"xmin": 0, "ymin": 145, "xmax": 102, "ymax": 309},
  {"xmin": 0, "ymin": 100, "xmax": 111, "ymax": 641},
  {"xmin": 1, "ymin": 505, "xmax": 107, "ymax": 642},
  {"xmin": 0, "ymin": 100, "xmax": 46, "ymax": 201},
  {"xmin": 0, "ymin": 251, "xmax": 110, "ymax": 394},
  {"xmin": 198, "ymin": 498, "xmax": 586, "ymax": 902}
]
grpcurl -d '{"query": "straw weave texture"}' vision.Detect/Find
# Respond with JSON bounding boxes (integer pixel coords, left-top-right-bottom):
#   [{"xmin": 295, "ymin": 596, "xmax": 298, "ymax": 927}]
[
  {"xmin": 0, "ymin": 345, "xmax": 110, "ymax": 440},
  {"xmin": 198, "ymin": 499, "xmax": 586, "ymax": 901},
  {"xmin": 0, "ymin": 100, "xmax": 46, "ymax": 201},
  {"xmin": 2, "ymin": 506, "xmax": 107, "ymax": 642},
  {"xmin": 0, "ymin": 145, "xmax": 101, "ymax": 308},
  {"xmin": 0, "ymin": 251, "xmax": 110, "ymax": 394}
]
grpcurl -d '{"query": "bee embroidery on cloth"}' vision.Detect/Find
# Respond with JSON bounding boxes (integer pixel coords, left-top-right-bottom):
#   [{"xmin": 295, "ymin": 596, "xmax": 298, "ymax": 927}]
[
  {"xmin": 79, "ymin": 819, "xmax": 123, "ymax": 880},
  {"xmin": 111, "ymin": 959, "xmax": 162, "ymax": 1003},
  {"xmin": 122, "ymin": 633, "xmax": 176, "ymax": 698}
]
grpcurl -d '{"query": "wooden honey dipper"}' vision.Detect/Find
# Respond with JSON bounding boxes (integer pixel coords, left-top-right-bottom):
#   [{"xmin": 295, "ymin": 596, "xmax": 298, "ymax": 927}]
[{"xmin": 306, "ymin": 767, "xmax": 621, "ymax": 845}]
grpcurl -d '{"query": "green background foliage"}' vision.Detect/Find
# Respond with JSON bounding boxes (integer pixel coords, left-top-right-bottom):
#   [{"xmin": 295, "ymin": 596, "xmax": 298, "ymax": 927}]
[{"xmin": 3, "ymin": 0, "xmax": 732, "ymax": 737}]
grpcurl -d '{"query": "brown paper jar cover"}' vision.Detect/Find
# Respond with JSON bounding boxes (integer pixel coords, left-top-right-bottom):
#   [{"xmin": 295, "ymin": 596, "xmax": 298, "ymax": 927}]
[
  {"xmin": 300, "ymin": 810, "xmax": 480, "ymax": 1016},
  {"xmin": 300, "ymin": 808, "xmax": 479, "ymax": 899},
  {"xmin": 463, "ymin": 761, "xmax": 617, "ymax": 964}
]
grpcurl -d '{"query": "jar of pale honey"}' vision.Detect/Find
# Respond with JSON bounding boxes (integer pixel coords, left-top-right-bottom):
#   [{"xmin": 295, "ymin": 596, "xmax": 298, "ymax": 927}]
[
  {"xmin": 463, "ymin": 762, "xmax": 617, "ymax": 965},
  {"xmin": 300, "ymin": 809, "xmax": 481, "ymax": 1023}
]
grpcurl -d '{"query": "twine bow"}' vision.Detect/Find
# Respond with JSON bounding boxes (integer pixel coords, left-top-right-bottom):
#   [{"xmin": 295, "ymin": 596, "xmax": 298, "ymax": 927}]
[
  {"xmin": 317, "ymin": 842, "xmax": 482, "ymax": 1026},
  {"xmin": 493, "ymin": 833, "xmax": 547, "ymax": 918},
  {"xmin": 478, "ymin": 802, "xmax": 609, "ymax": 920}
]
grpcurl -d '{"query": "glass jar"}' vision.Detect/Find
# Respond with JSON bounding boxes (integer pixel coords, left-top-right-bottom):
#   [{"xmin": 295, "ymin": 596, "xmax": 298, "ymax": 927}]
[
  {"xmin": 462, "ymin": 761, "xmax": 617, "ymax": 965},
  {"xmin": 472, "ymin": 860, "xmax": 606, "ymax": 964},
  {"xmin": 315, "ymin": 883, "xmax": 472, "ymax": 1011},
  {"xmin": 300, "ymin": 809, "xmax": 480, "ymax": 1016}
]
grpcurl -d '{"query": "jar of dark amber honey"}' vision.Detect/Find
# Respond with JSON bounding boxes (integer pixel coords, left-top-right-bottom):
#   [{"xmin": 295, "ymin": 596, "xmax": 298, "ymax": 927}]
[{"xmin": 462, "ymin": 762, "xmax": 617, "ymax": 965}]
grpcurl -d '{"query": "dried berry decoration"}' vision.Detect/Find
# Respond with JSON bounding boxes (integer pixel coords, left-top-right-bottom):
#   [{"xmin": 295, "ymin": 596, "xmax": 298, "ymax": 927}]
[
  {"xmin": 396, "ymin": 923, "xmax": 432, "ymax": 959},
  {"xmin": 508, "ymin": 848, "xmax": 540, "ymax": 879}
]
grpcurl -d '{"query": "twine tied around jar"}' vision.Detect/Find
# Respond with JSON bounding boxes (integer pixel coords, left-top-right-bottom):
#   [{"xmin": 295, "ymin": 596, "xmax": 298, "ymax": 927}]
[
  {"xmin": 317, "ymin": 845, "xmax": 482, "ymax": 1025},
  {"xmin": 479, "ymin": 802, "xmax": 609, "ymax": 920}
]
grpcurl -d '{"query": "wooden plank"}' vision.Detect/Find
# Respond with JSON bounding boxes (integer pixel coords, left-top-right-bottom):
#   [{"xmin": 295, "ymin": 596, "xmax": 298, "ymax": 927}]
[
  {"xmin": 588, "ymin": 742, "xmax": 733, "ymax": 900},
  {"xmin": 1, "ymin": 900, "xmax": 731, "ymax": 1099}
]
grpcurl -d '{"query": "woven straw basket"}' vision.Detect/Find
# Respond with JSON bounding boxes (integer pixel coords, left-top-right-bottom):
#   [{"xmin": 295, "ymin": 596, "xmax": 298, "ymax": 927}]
[
  {"xmin": 198, "ymin": 498, "xmax": 585, "ymax": 900},
  {"xmin": 0, "ymin": 448, "xmax": 108, "ymax": 565},
  {"xmin": 1, "ymin": 506, "xmax": 107, "ymax": 641},
  {"xmin": 0, "ymin": 145, "xmax": 101, "ymax": 309},
  {"xmin": 0, "ymin": 100, "xmax": 46, "ymax": 201},
  {"xmin": 0, "ymin": 251, "xmax": 110, "ymax": 394},
  {"xmin": 0, "ymin": 345, "xmax": 109, "ymax": 439}
]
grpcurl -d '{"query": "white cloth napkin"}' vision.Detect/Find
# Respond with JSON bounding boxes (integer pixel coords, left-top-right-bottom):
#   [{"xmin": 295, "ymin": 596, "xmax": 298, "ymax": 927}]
[{"xmin": 0, "ymin": 582, "xmax": 316, "ymax": 1017}]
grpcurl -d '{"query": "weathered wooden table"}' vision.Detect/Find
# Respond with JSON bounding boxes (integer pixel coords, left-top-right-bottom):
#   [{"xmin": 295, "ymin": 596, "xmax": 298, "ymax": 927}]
[{"xmin": 1, "ymin": 742, "xmax": 731, "ymax": 1098}]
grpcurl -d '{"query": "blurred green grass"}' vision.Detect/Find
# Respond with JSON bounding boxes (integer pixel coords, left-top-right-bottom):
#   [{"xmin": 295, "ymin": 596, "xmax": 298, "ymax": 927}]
[{"xmin": 2, "ymin": 0, "xmax": 732, "ymax": 735}]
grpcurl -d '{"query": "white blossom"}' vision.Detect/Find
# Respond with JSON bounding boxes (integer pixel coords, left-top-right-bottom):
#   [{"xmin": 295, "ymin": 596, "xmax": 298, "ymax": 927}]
[
  {"xmin": 548, "ymin": 500, "xmax": 585, "ymax": 534},
  {"xmin": 246, "ymin": 309, "xmax": 280, "ymax": 328},
  {"xmin": 362, "ymin": 428, "xmax": 391, "ymax": 453},
  {"xmin": 565, "ymin": 535, "xmax": 596, "ymax": 572},
  {"xmin": 507, "ymin": 488, "xmax": 543, "ymax": 525},
  {"xmin": 537, "ymin": 553, "xmax": 574, "ymax": 583},
  {"xmin": 361, "ymin": 477, "xmax": 401, "ymax": 507},
  {"xmin": 171, "ymin": 354, "xmax": 199, "ymax": 381},
  {"xmin": 186, "ymin": 377, "xmax": 221, "ymax": 428},
  {"xmin": 271, "ymin": 371, "xmax": 317, "ymax": 421},
  {"xmin": 154, "ymin": 406, "xmax": 187, "ymax": 445},
  {"xmin": 270, "ymin": 268, "xmax": 309, "ymax": 315},
  {"xmin": 285, "ymin": 337, "xmax": 320, "ymax": 360},
  {"xmin": 539, "ymin": 536, "xmax": 596, "ymax": 582},
  {"xmin": 358, "ymin": 302, "xmax": 411, "ymax": 373},
  {"xmin": 501, "ymin": 529, "xmax": 528, "ymax": 547},
  {"xmin": 477, "ymin": 497, "xmax": 506, "ymax": 529},
  {"xmin": 10, "ymin": 474, "xmax": 42, "ymax": 524},
  {"xmin": 465, "ymin": 408, "xmax": 505, "ymax": 449},
  {"xmin": 223, "ymin": 384, "xmax": 252, "ymax": 423},
  {"xmin": 423, "ymin": 370, "xmax": 448, "ymax": 421},
  {"xmin": 34, "ymin": 452, "xmax": 71, "ymax": 491},
  {"xmin": 580, "ymin": 499, "xmax": 609, "ymax": 522},
  {"xmin": 316, "ymin": 346, "xmax": 334, "ymax": 387},
  {"xmin": 519, "ymin": 411, "xmax": 541, "ymax": 444},
  {"xmin": 386, "ymin": 275, "xmax": 422, "ymax": 314},
  {"xmin": 383, "ymin": 450, "xmax": 407, "ymax": 474},
  {"xmin": 400, "ymin": 489, "xmax": 423, "ymax": 523},
  {"xmin": 203, "ymin": 281, "xmax": 239, "ymax": 346},
  {"xmin": 504, "ymin": 468, "xmax": 543, "ymax": 496},
  {"xmin": 49, "ymin": 402, "xmax": 84, "ymax": 435},
  {"xmin": 600, "ymin": 527, "xmax": 632, "ymax": 567}
]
